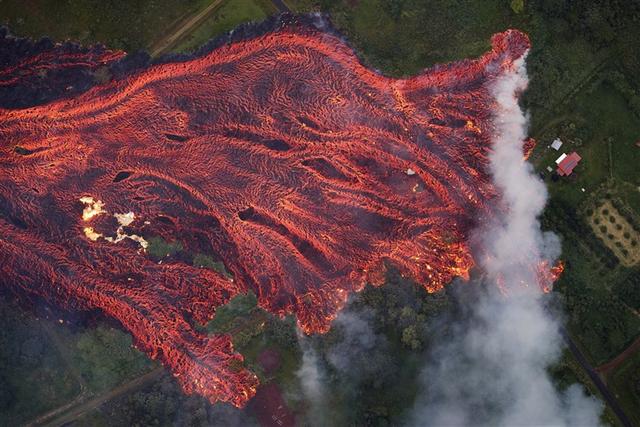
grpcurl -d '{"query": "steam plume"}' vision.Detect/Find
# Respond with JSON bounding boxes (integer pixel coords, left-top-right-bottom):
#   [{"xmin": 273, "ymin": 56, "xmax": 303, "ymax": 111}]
[{"xmin": 408, "ymin": 55, "xmax": 603, "ymax": 426}]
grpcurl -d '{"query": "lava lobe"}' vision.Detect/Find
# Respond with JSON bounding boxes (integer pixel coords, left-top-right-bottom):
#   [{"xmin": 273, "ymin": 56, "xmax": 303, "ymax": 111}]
[{"xmin": 0, "ymin": 17, "xmax": 530, "ymax": 406}]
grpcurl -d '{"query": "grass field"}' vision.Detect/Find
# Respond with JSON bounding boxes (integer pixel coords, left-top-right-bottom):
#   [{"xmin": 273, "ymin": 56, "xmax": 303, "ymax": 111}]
[
  {"xmin": 0, "ymin": 0, "xmax": 289, "ymax": 56},
  {"xmin": 320, "ymin": 0, "xmax": 521, "ymax": 76},
  {"xmin": 550, "ymin": 350, "xmax": 623, "ymax": 427},
  {"xmin": 0, "ymin": 302, "xmax": 80, "ymax": 425},
  {"xmin": 607, "ymin": 350, "xmax": 640, "ymax": 427},
  {"xmin": 173, "ymin": 0, "xmax": 276, "ymax": 53},
  {"xmin": 0, "ymin": 0, "xmax": 216, "ymax": 51},
  {"xmin": 0, "ymin": 299, "xmax": 155, "ymax": 425}
]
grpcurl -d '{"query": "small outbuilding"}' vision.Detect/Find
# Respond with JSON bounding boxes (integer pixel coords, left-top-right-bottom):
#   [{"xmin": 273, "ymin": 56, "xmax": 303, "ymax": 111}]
[{"xmin": 550, "ymin": 138, "xmax": 563, "ymax": 151}]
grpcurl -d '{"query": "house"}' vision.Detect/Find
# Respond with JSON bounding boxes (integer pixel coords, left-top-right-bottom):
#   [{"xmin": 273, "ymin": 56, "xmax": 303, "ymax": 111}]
[
  {"xmin": 556, "ymin": 152, "xmax": 581, "ymax": 176},
  {"xmin": 550, "ymin": 138, "xmax": 563, "ymax": 150}
]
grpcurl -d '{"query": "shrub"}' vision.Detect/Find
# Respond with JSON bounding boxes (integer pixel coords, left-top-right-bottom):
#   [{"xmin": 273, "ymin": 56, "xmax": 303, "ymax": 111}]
[
  {"xmin": 603, "ymin": 209, "xmax": 609, "ymax": 215},
  {"xmin": 624, "ymin": 232, "xmax": 631, "ymax": 239},
  {"xmin": 608, "ymin": 234, "xmax": 614, "ymax": 240},
  {"xmin": 610, "ymin": 216, "xmax": 616, "ymax": 223},
  {"xmin": 594, "ymin": 218, "xmax": 601, "ymax": 225},
  {"xmin": 600, "ymin": 225, "xmax": 607, "ymax": 233},
  {"xmin": 616, "ymin": 224, "xmax": 622, "ymax": 230}
]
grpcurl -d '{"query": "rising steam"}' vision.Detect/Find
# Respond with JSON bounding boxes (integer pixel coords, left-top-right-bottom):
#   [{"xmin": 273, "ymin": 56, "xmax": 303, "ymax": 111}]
[{"xmin": 408, "ymin": 54, "xmax": 603, "ymax": 426}]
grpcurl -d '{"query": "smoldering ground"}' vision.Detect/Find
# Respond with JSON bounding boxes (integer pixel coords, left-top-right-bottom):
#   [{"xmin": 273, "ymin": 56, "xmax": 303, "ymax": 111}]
[
  {"xmin": 296, "ymin": 53, "xmax": 604, "ymax": 427},
  {"xmin": 407, "ymin": 54, "xmax": 603, "ymax": 426}
]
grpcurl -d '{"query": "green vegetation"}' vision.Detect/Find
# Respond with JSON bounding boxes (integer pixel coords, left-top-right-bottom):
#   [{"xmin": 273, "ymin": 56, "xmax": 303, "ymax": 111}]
[
  {"xmin": 174, "ymin": 0, "xmax": 275, "ymax": 53},
  {"xmin": 146, "ymin": 236, "xmax": 183, "ymax": 259},
  {"xmin": 0, "ymin": 299, "xmax": 154, "ymax": 425},
  {"xmin": 193, "ymin": 253, "xmax": 233, "ymax": 278},
  {"xmin": 549, "ymin": 351, "xmax": 621, "ymax": 427},
  {"xmin": 0, "ymin": 0, "xmax": 213, "ymax": 51},
  {"xmin": 147, "ymin": 237, "xmax": 233, "ymax": 278},
  {"xmin": 607, "ymin": 351, "xmax": 640, "ymax": 427},
  {"xmin": 317, "ymin": 0, "xmax": 520, "ymax": 76},
  {"xmin": 0, "ymin": 302, "xmax": 80, "ymax": 425},
  {"xmin": 69, "ymin": 325, "xmax": 154, "ymax": 393},
  {"xmin": 202, "ymin": 292, "xmax": 258, "ymax": 334}
]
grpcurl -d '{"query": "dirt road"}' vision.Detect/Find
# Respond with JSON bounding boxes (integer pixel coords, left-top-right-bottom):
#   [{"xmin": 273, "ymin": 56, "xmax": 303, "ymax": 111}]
[
  {"xmin": 149, "ymin": 0, "xmax": 225, "ymax": 57},
  {"xmin": 37, "ymin": 367, "xmax": 165, "ymax": 427},
  {"xmin": 596, "ymin": 335, "xmax": 640, "ymax": 377}
]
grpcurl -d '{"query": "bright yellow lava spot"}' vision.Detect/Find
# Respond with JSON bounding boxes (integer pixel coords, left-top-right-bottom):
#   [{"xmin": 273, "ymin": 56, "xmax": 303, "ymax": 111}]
[
  {"xmin": 79, "ymin": 199, "xmax": 147, "ymax": 249},
  {"xmin": 114, "ymin": 212, "xmax": 135, "ymax": 227},
  {"xmin": 83, "ymin": 227, "xmax": 102, "ymax": 241},
  {"xmin": 80, "ymin": 196, "xmax": 105, "ymax": 221}
]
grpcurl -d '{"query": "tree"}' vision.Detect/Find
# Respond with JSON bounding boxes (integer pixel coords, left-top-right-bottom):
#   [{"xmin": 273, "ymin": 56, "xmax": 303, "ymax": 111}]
[
  {"xmin": 401, "ymin": 325, "xmax": 420, "ymax": 350},
  {"xmin": 511, "ymin": 0, "xmax": 525, "ymax": 14}
]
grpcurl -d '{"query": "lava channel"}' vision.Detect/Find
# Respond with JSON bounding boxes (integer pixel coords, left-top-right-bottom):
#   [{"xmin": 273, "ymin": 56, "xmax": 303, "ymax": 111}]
[{"xmin": 0, "ymin": 16, "xmax": 530, "ymax": 406}]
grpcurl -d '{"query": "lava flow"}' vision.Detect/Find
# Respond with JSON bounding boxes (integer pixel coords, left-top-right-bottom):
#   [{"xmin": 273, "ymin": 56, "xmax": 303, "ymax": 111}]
[{"xmin": 0, "ymin": 17, "xmax": 531, "ymax": 406}]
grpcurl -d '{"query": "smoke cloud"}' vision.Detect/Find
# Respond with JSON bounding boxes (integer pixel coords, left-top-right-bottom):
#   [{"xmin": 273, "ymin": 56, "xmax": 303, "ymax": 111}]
[
  {"xmin": 296, "ymin": 306, "xmax": 393, "ymax": 426},
  {"xmin": 408, "ymin": 55, "xmax": 603, "ymax": 426}
]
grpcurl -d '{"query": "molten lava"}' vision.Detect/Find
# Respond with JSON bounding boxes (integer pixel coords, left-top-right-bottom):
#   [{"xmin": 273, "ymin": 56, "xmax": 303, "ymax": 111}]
[{"xmin": 0, "ymin": 18, "xmax": 532, "ymax": 406}]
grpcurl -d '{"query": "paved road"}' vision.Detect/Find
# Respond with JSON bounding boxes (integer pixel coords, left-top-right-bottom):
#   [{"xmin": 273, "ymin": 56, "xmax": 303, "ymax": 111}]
[{"xmin": 560, "ymin": 328, "xmax": 633, "ymax": 427}]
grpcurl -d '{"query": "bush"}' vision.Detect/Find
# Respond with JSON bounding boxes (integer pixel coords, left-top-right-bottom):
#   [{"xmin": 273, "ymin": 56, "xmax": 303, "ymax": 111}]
[
  {"xmin": 600, "ymin": 225, "xmax": 607, "ymax": 233},
  {"xmin": 616, "ymin": 224, "xmax": 623, "ymax": 230},
  {"xmin": 603, "ymin": 209, "xmax": 610, "ymax": 215},
  {"xmin": 632, "ymin": 240, "xmax": 638, "ymax": 247},
  {"xmin": 624, "ymin": 232, "xmax": 631, "ymax": 239},
  {"xmin": 608, "ymin": 234, "xmax": 614, "ymax": 239},
  {"xmin": 610, "ymin": 216, "xmax": 616, "ymax": 223}
]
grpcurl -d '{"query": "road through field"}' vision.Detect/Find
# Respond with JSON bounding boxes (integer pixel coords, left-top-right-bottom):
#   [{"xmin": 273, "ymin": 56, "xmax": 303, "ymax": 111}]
[
  {"xmin": 561, "ymin": 328, "xmax": 633, "ymax": 427},
  {"xmin": 149, "ymin": 0, "xmax": 225, "ymax": 57},
  {"xmin": 38, "ymin": 367, "xmax": 165, "ymax": 427}
]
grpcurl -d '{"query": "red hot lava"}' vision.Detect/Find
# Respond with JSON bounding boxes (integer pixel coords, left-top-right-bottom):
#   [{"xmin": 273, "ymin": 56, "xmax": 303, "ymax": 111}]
[{"xmin": 0, "ymin": 19, "xmax": 531, "ymax": 406}]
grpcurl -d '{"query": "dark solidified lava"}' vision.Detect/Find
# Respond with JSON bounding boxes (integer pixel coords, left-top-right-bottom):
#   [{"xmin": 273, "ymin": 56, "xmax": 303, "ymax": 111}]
[{"xmin": 0, "ymin": 16, "xmax": 530, "ymax": 406}]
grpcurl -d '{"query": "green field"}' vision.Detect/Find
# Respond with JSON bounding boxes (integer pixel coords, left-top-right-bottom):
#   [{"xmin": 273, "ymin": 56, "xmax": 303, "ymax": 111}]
[
  {"xmin": 0, "ymin": 302, "xmax": 80, "ymax": 425},
  {"xmin": 0, "ymin": 0, "xmax": 211, "ymax": 51},
  {"xmin": 0, "ymin": 299, "xmax": 155, "ymax": 425},
  {"xmin": 173, "ymin": 0, "xmax": 276, "ymax": 53},
  {"xmin": 607, "ymin": 351, "xmax": 640, "ymax": 427}
]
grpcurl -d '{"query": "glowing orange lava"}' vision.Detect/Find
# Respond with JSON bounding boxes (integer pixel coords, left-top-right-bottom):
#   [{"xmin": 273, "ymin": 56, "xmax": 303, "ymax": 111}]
[{"xmin": 0, "ymin": 19, "xmax": 531, "ymax": 406}]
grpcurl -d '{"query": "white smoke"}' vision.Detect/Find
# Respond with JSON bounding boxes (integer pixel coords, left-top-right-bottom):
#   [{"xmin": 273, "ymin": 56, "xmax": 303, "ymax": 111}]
[
  {"xmin": 296, "ymin": 333, "xmax": 327, "ymax": 425},
  {"xmin": 408, "ymin": 55, "xmax": 603, "ymax": 426}
]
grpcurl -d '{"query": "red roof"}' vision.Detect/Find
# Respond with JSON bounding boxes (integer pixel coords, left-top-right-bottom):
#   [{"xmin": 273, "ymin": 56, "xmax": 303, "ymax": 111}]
[{"xmin": 557, "ymin": 152, "xmax": 581, "ymax": 176}]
